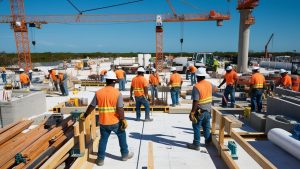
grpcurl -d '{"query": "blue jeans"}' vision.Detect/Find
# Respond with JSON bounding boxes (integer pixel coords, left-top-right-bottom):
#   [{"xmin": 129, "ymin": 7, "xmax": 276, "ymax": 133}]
[
  {"xmin": 150, "ymin": 85, "xmax": 158, "ymax": 101},
  {"xmin": 135, "ymin": 96, "xmax": 150, "ymax": 119},
  {"xmin": 98, "ymin": 123, "xmax": 129, "ymax": 160},
  {"xmin": 170, "ymin": 88, "xmax": 180, "ymax": 105},
  {"xmin": 60, "ymin": 81, "xmax": 69, "ymax": 96},
  {"xmin": 29, "ymin": 72, "xmax": 32, "ymax": 81},
  {"xmin": 190, "ymin": 73, "xmax": 196, "ymax": 85},
  {"xmin": 251, "ymin": 89, "xmax": 263, "ymax": 113},
  {"xmin": 186, "ymin": 70, "xmax": 190, "ymax": 80},
  {"xmin": 222, "ymin": 85, "xmax": 235, "ymax": 108},
  {"xmin": 119, "ymin": 79, "xmax": 126, "ymax": 91},
  {"xmin": 192, "ymin": 111, "xmax": 211, "ymax": 146},
  {"xmin": 1, "ymin": 74, "xmax": 6, "ymax": 83}
]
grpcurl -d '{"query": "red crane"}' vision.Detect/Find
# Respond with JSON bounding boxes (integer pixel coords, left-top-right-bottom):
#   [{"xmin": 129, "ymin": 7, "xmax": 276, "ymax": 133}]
[
  {"xmin": 237, "ymin": 0, "xmax": 259, "ymax": 25},
  {"xmin": 1, "ymin": 1, "xmax": 230, "ymax": 72}
]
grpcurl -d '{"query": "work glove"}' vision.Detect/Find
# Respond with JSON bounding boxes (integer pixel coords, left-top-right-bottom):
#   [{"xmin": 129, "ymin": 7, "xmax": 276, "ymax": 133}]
[
  {"xmin": 80, "ymin": 113, "xmax": 88, "ymax": 121},
  {"xmin": 120, "ymin": 119, "xmax": 128, "ymax": 131},
  {"xmin": 189, "ymin": 111, "xmax": 198, "ymax": 124}
]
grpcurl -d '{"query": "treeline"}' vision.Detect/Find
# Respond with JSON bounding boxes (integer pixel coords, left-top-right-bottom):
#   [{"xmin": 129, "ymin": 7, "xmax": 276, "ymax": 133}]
[{"xmin": 0, "ymin": 51, "xmax": 299, "ymax": 66}]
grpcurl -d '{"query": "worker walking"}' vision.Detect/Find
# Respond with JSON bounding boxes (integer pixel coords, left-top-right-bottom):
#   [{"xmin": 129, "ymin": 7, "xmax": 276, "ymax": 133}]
[
  {"xmin": 48, "ymin": 68, "xmax": 58, "ymax": 91},
  {"xmin": 19, "ymin": 68, "xmax": 30, "ymax": 88},
  {"xmin": 58, "ymin": 71, "xmax": 69, "ymax": 96},
  {"xmin": 291, "ymin": 75, "xmax": 300, "ymax": 92},
  {"xmin": 82, "ymin": 71, "xmax": 133, "ymax": 166},
  {"xmin": 149, "ymin": 68, "xmax": 160, "ymax": 104},
  {"xmin": 1, "ymin": 67, "xmax": 7, "ymax": 84},
  {"xmin": 188, "ymin": 63, "xmax": 197, "ymax": 85},
  {"xmin": 100, "ymin": 69, "xmax": 107, "ymax": 83},
  {"xmin": 277, "ymin": 69, "xmax": 292, "ymax": 89},
  {"xmin": 115, "ymin": 66, "xmax": 126, "ymax": 91},
  {"xmin": 29, "ymin": 69, "xmax": 33, "ymax": 81},
  {"xmin": 130, "ymin": 67, "xmax": 153, "ymax": 121},
  {"xmin": 218, "ymin": 66, "xmax": 238, "ymax": 108},
  {"xmin": 250, "ymin": 67, "xmax": 266, "ymax": 113},
  {"xmin": 168, "ymin": 67, "xmax": 183, "ymax": 107},
  {"xmin": 187, "ymin": 68, "xmax": 217, "ymax": 150}
]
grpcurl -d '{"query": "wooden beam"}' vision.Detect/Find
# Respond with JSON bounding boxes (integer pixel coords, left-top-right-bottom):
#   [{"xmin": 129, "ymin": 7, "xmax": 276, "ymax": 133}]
[
  {"xmin": 220, "ymin": 145, "xmax": 240, "ymax": 169},
  {"xmin": 0, "ymin": 120, "xmax": 21, "ymax": 134},
  {"xmin": 211, "ymin": 108, "xmax": 216, "ymax": 134},
  {"xmin": 231, "ymin": 131, "xmax": 276, "ymax": 169},
  {"xmin": 219, "ymin": 116, "xmax": 225, "ymax": 146},
  {"xmin": 79, "ymin": 119, "xmax": 85, "ymax": 155},
  {"xmin": 91, "ymin": 110, "xmax": 96, "ymax": 140},
  {"xmin": 85, "ymin": 114, "xmax": 91, "ymax": 144},
  {"xmin": 148, "ymin": 142, "xmax": 154, "ymax": 169}
]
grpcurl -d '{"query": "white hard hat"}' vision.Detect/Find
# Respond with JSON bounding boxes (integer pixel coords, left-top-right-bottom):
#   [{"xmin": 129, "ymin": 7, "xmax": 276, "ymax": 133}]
[
  {"xmin": 252, "ymin": 66, "xmax": 260, "ymax": 71},
  {"xmin": 137, "ymin": 67, "xmax": 145, "ymax": 72},
  {"xmin": 170, "ymin": 67, "xmax": 177, "ymax": 72},
  {"xmin": 226, "ymin": 66, "xmax": 233, "ymax": 71},
  {"xmin": 105, "ymin": 71, "xmax": 117, "ymax": 80},
  {"xmin": 152, "ymin": 68, "xmax": 156, "ymax": 72},
  {"xmin": 19, "ymin": 68, "xmax": 24, "ymax": 72},
  {"xmin": 195, "ymin": 67, "xmax": 208, "ymax": 77},
  {"xmin": 117, "ymin": 66, "xmax": 122, "ymax": 69},
  {"xmin": 280, "ymin": 69, "xmax": 287, "ymax": 74},
  {"xmin": 29, "ymin": 70, "xmax": 33, "ymax": 73}
]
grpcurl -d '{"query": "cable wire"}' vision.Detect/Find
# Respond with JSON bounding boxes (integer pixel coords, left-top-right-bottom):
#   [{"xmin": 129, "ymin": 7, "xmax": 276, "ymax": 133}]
[
  {"xmin": 66, "ymin": 0, "xmax": 82, "ymax": 14},
  {"xmin": 81, "ymin": 0, "xmax": 144, "ymax": 13}
]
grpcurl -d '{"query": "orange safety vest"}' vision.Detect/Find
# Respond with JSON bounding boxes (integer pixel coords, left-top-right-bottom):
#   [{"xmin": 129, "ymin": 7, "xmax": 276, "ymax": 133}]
[
  {"xmin": 251, "ymin": 73, "xmax": 265, "ymax": 89},
  {"xmin": 149, "ymin": 73, "xmax": 160, "ymax": 86},
  {"xmin": 115, "ymin": 69, "xmax": 125, "ymax": 79},
  {"xmin": 194, "ymin": 80, "xmax": 212, "ymax": 105},
  {"xmin": 281, "ymin": 74, "xmax": 292, "ymax": 88},
  {"xmin": 224, "ymin": 70, "xmax": 238, "ymax": 85},
  {"xmin": 170, "ymin": 73, "xmax": 182, "ymax": 87},
  {"xmin": 58, "ymin": 73, "xmax": 64, "ymax": 81},
  {"xmin": 96, "ymin": 86, "xmax": 120, "ymax": 125},
  {"xmin": 292, "ymin": 76, "xmax": 300, "ymax": 92},
  {"xmin": 51, "ymin": 70, "xmax": 57, "ymax": 81},
  {"xmin": 131, "ymin": 75, "xmax": 148, "ymax": 96},
  {"xmin": 100, "ymin": 70, "xmax": 107, "ymax": 76},
  {"xmin": 189, "ymin": 65, "xmax": 197, "ymax": 73},
  {"xmin": 20, "ymin": 73, "xmax": 29, "ymax": 84}
]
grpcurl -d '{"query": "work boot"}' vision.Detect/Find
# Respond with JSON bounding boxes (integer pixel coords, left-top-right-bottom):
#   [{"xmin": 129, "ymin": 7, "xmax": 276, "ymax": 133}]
[
  {"xmin": 169, "ymin": 104, "xmax": 175, "ymax": 107},
  {"xmin": 144, "ymin": 118, "xmax": 153, "ymax": 122},
  {"xmin": 95, "ymin": 158, "xmax": 104, "ymax": 166},
  {"xmin": 122, "ymin": 152, "xmax": 134, "ymax": 161},
  {"xmin": 186, "ymin": 143, "xmax": 200, "ymax": 151}
]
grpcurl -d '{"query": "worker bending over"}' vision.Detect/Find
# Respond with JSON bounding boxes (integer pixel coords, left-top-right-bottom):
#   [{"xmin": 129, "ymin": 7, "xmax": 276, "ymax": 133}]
[
  {"xmin": 100, "ymin": 69, "xmax": 107, "ymax": 83},
  {"xmin": 250, "ymin": 67, "xmax": 266, "ymax": 113},
  {"xmin": 48, "ymin": 68, "xmax": 58, "ymax": 91},
  {"xmin": 188, "ymin": 63, "xmax": 197, "ymax": 85},
  {"xmin": 291, "ymin": 75, "xmax": 300, "ymax": 92},
  {"xmin": 218, "ymin": 66, "xmax": 238, "ymax": 108},
  {"xmin": 130, "ymin": 67, "xmax": 153, "ymax": 121},
  {"xmin": 277, "ymin": 69, "xmax": 292, "ymax": 89},
  {"xmin": 168, "ymin": 67, "xmax": 183, "ymax": 107},
  {"xmin": 19, "ymin": 68, "xmax": 30, "ymax": 88},
  {"xmin": 187, "ymin": 68, "xmax": 217, "ymax": 150},
  {"xmin": 115, "ymin": 66, "xmax": 126, "ymax": 91},
  {"xmin": 58, "ymin": 71, "xmax": 69, "ymax": 96},
  {"xmin": 82, "ymin": 71, "xmax": 133, "ymax": 166},
  {"xmin": 149, "ymin": 68, "xmax": 160, "ymax": 104}
]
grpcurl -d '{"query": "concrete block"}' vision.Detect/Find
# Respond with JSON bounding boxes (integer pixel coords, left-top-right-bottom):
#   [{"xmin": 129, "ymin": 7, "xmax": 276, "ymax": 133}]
[
  {"xmin": 267, "ymin": 96, "xmax": 300, "ymax": 121},
  {"xmin": 250, "ymin": 112, "xmax": 266, "ymax": 132},
  {"xmin": 274, "ymin": 87, "xmax": 300, "ymax": 97},
  {"xmin": 265, "ymin": 115, "xmax": 298, "ymax": 133}
]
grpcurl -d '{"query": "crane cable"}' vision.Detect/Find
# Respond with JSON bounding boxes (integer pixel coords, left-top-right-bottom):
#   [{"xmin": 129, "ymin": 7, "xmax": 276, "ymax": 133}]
[{"xmin": 180, "ymin": 21, "xmax": 184, "ymax": 57}]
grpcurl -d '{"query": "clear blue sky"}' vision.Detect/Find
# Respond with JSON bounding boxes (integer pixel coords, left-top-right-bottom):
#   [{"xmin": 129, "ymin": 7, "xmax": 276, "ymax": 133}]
[{"xmin": 0, "ymin": 0, "xmax": 299, "ymax": 53}]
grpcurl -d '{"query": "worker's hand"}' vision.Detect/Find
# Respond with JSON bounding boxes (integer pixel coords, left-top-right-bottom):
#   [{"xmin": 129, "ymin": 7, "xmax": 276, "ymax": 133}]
[
  {"xmin": 120, "ymin": 119, "xmax": 128, "ymax": 130},
  {"xmin": 80, "ymin": 113, "xmax": 87, "ymax": 121},
  {"xmin": 130, "ymin": 96, "xmax": 134, "ymax": 101},
  {"xmin": 189, "ymin": 111, "xmax": 198, "ymax": 124}
]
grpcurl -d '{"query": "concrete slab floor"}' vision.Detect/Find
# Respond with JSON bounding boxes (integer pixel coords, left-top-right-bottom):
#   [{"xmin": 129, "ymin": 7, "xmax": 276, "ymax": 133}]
[{"xmin": 82, "ymin": 113, "xmax": 227, "ymax": 169}]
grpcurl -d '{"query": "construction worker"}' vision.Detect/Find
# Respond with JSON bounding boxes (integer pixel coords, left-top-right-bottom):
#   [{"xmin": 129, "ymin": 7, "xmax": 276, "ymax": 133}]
[
  {"xmin": 58, "ymin": 70, "xmax": 69, "ymax": 96},
  {"xmin": 19, "ymin": 68, "xmax": 30, "ymax": 88},
  {"xmin": 187, "ymin": 68, "xmax": 217, "ymax": 150},
  {"xmin": 250, "ymin": 67, "xmax": 266, "ymax": 113},
  {"xmin": 168, "ymin": 67, "xmax": 183, "ymax": 107},
  {"xmin": 130, "ymin": 67, "xmax": 153, "ymax": 121},
  {"xmin": 100, "ymin": 69, "xmax": 107, "ymax": 83},
  {"xmin": 278, "ymin": 69, "xmax": 292, "ymax": 89},
  {"xmin": 218, "ymin": 66, "xmax": 238, "ymax": 108},
  {"xmin": 291, "ymin": 75, "xmax": 300, "ymax": 92},
  {"xmin": 48, "ymin": 68, "xmax": 58, "ymax": 91},
  {"xmin": 115, "ymin": 66, "xmax": 126, "ymax": 91},
  {"xmin": 1, "ymin": 67, "xmax": 7, "ymax": 84},
  {"xmin": 28, "ymin": 69, "xmax": 33, "ymax": 81},
  {"xmin": 212, "ymin": 59, "xmax": 219, "ymax": 72},
  {"xmin": 149, "ymin": 68, "xmax": 160, "ymax": 104},
  {"xmin": 82, "ymin": 71, "xmax": 133, "ymax": 166},
  {"xmin": 188, "ymin": 63, "xmax": 197, "ymax": 85}
]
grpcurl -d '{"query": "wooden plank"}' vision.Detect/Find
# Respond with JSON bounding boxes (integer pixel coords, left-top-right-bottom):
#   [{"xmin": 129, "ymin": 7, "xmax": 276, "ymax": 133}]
[
  {"xmin": 224, "ymin": 116, "xmax": 233, "ymax": 135},
  {"xmin": 85, "ymin": 114, "xmax": 91, "ymax": 144},
  {"xmin": 148, "ymin": 142, "xmax": 154, "ymax": 169},
  {"xmin": 91, "ymin": 110, "xmax": 96, "ymax": 140},
  {"xmin": 220, "ymin": 145, "xmax": 240, "ymax": 169},
  {"xmin": 70, "ymin": 147, "xmax": 89, "ymax": 169},
  {"xmin": 219, "ymin": 116, "xmax": 225, "ymax": 146},
  {"xmin": 39, "ymin": 138, "xmax": 75, "ymax": 169},
  {"xmin": 0, "ymin": 120, "xmax": 33, "ymax": 145},
  {"xmin": 211, "ymin": 109, "xmax": 216, "ymax": 134},
  {"xmin": 79, "ymin": 119, "xmax": 85, "ymax": 155},
  {"xmin": 0, "ymin": 120, "xmax": 21, "ymax": 134},
  {"xmin": 231, "ymin": 131, "xmax": 277, "ymax": 169}
]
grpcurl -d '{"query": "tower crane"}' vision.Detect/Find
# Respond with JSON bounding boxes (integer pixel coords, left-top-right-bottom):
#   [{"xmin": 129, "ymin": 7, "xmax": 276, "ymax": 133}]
[
  {"xmin": 264, "ymin": 33, "xmax": 274, "ymax": 58},
  {"xmin": 0, "ymin": 1, "xmax": 230, "ymax": 72}
]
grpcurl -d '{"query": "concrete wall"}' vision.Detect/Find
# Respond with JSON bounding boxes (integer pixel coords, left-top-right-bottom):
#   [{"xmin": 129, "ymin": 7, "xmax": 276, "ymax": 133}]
[{"xmin": 267, "ymin": 96, "xmax": 300, "ymax": 121}]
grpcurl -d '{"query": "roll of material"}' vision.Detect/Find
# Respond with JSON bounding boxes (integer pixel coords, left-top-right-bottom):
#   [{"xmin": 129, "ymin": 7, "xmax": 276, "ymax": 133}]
[{"xmin": 268, "ymin": 128, "xmax": 300, "ymax": 160}]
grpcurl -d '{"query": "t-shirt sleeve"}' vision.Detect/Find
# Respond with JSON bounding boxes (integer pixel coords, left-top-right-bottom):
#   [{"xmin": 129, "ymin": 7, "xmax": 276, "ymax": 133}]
[
  {"xmin": 191, "ymin": 86, "xmax": 200, "ymax": 101},
  {"xmin": 117, "ymin": 93, "xmax": 124, "ymax": 107},
  {"xmin": 90, "ymin": 95, "xmax": 97, "ymax": 107}
]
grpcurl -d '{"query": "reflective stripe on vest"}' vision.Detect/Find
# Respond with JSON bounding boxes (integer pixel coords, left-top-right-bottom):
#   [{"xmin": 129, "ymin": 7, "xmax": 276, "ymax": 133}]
[
  {"xmin": 98, "ymin": 107, "xmax": 117, "ymax": 113},
  {"xmin": 170, "ymin": 73, "xmax": 181, "ymax": 87},
  {"xmin": 171, "ymin": 83, "xmax": 181, "ymax": 87},
  {"xmin": 134, "ymin": 87, "xmax": 144, "ymax": 92},
  {"xmin": 199, "ymin": 96, "xmax": 212, "ymax": 104},
  {"xmin": 253, "ymin": 84, "xmax": 263, "ymax": 88}
]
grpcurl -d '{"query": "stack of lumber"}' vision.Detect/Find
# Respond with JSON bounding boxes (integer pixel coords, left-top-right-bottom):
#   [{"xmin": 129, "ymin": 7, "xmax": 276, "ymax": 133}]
[{"xmin": 0, "ymin": 115, "xmax": 75, "ymax": 169}]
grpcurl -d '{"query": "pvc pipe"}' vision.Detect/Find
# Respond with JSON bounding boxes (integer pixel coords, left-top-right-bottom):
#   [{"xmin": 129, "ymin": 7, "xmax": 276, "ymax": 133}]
[{"xmin": 268, "ymin": 128, "xmax": 300, "ymax": 160}]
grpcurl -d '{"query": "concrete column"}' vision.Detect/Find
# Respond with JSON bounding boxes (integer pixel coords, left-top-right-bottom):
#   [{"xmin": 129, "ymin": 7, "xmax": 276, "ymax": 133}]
[{"xmin": 237, "ymin": 9, "xmax": 251, "ymax": 73}]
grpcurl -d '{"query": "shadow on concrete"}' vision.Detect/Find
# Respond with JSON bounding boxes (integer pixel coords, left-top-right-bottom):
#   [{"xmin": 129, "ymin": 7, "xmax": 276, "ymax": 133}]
[
  {"xmin": 129, "ymin": 132, "xmax": 188, "ymax": 148},
  {"xmin": 172, "ymin": 126, "xmax": 193, "ymax": 131},
  {"xmin": 125, "ymin": 117, "xmax": 137, "ymax": 121},
  {"xmin": 205, "ymin": 144, "xmax": 229, "ymax": 169},
  {"xmin": 106, "ymin": 152, "xmax": 122, "ymax": 161}
]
